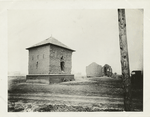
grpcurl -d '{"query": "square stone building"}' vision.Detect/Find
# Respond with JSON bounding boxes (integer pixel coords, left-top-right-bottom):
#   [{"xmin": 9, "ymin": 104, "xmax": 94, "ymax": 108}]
[{"xmin": 26, "ymin": 36, "xmax": 75, "ymax": 84}]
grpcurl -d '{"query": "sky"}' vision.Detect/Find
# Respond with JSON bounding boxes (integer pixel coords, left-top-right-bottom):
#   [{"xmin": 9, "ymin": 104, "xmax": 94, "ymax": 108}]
[{"xmin": 8, "ymin": 9, "xmax": 143, "ymax": 75}]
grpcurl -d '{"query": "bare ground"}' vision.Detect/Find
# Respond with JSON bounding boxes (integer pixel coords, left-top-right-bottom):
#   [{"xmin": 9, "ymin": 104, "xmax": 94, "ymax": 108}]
[{"xmin": 8, "ymin": 76, "xmax": 142, "ymax": 112}]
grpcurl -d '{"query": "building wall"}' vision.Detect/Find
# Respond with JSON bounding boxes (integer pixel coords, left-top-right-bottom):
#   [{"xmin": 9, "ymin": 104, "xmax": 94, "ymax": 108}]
[
  {"xmin": 26, "ymin": 74, "xmax": 75, "ymax": 84},
  {"xmin": 28, "ymin": 45, "xmax": 50, "ymax": 74},
  {"xmin": 49, "ymin": 45, "xmax": 72, "ymax": 74},
  {"xmin": 86, "ymin": 63, "xmax": 102, "ymax": 77}
]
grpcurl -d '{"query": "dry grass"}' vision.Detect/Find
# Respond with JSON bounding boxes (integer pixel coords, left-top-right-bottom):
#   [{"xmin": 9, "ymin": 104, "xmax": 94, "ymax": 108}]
[{"xmin": 8, "ymin": 76, "xmax": 143, "ymax": 112}]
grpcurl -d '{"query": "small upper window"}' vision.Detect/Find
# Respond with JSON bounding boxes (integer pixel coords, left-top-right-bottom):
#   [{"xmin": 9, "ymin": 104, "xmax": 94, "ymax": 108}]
[
  {"xmin": 32, "ymin": 56, "xmax": 34, "ymax": 60},
  {"xmin": 36, "ymin": 62, "xmax": 38, "ymax": 69}
]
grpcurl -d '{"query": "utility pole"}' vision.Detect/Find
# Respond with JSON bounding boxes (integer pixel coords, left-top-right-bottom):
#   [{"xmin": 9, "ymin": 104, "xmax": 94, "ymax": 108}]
[{"xmin": 118, "ymin": 9, "xmax": 132, "ymax": 111}]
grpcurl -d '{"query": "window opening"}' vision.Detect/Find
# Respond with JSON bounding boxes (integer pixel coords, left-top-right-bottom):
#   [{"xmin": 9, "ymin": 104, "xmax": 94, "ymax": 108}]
[{"xmin": 36, "ymin": 62, "xmax": 38, "ymax": 69}]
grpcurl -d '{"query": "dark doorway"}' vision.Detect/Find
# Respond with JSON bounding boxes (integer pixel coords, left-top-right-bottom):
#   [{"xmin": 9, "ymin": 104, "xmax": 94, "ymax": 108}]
[
  {"xmin": 104, "ymin": 67, "xmax": 107, "ymax": 76},
  {"xmin": 60, "ymin": 56, "xmax": 65, "ymax": 72}
]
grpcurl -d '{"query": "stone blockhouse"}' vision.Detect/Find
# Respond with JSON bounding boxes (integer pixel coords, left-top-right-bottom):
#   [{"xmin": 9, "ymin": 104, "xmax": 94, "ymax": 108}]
[
  {"xmin": 26, "ymin": 36, "xmax": 75, "ymax": 84},
  {"xmin": 86, "ymin": 62, "xmax": 102, "ymax": 77}
]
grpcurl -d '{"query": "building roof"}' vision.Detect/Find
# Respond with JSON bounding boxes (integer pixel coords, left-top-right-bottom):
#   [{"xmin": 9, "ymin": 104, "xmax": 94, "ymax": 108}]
[
  {"xmin": 103, "ymin": 64, "xmax": 111, "ymax": 67},
  {"xmin": 26, "ymin": 36, "xmax": 75, "ymax": 51}
]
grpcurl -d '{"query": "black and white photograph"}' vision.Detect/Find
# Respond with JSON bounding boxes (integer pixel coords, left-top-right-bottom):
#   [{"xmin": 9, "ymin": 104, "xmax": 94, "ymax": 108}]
[
  {"xmin": 0, "ymin": 0, "xmax": 150, "ymax": 116},
  {"xmin": 7, "ymin": 9, "xmax": 143, "ymax": 112}
]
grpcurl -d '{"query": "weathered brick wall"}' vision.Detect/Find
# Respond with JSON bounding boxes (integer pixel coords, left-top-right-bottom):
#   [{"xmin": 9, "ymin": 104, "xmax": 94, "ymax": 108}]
[
  {"xmin": 49, "ymin": 45, "xmax": 72, "ymax": 74},
  {"xmin": 28, "ymin": 45, "xmax": 50, "ymax": 74}
]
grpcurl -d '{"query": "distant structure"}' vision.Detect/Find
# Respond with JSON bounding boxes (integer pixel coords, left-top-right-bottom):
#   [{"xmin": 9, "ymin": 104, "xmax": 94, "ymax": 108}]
[
  {"xmin": 86, "ymin": 62, "xmax": 102, "ymax": 77},
  {"xmin": 112, "ymin": 72, "xmax": 118, "ymax": 79},
  {"xmin": 8, "ymin": 71, "xmax": 21, "ymax": 76},
  {"xmin": 86, "ymin": 63, "xmax": 113, "ymax": 78},
  {"xmin": 102, "ymin": 64, "xmax": 113, "ymax": 77},
  {"xmin": 26, "ymin": 36, "xmax": 75, "ymax": 84}
]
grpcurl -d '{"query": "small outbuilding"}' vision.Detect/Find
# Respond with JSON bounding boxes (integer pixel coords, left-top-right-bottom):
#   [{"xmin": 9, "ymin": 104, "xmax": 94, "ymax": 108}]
[
  {"xmin": 86, "ymin": 63, "xmax": 113, "ymax": 78},
  {"xmin": 26, "ymin": 36, "xmax": 75, "ymax": 84},
  {"xmin": 86, "ymin": 62, "xmax": 102, "ymax": 77},
  {"xmin": 102, "ymin": 64, "xmax": 113, "ymax": 77}
]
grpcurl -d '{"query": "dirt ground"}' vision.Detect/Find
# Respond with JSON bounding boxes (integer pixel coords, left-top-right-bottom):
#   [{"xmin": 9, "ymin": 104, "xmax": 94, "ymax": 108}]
[{"xmin": 8, "ymin": 76, "xmax": 143, "ymax": 112}]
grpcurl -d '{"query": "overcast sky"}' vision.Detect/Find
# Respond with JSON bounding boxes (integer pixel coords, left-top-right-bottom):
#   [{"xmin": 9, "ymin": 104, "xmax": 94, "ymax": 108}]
[{"xmin": 8, "ymin": 9, "xmax": 143, "ymax": 75}]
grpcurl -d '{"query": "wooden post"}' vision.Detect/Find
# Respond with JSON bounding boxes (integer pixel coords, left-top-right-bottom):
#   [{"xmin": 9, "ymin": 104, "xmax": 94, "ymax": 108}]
[{"xmin": 118, "ymin": 9, "xmax": 132, "ymax": 111}]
